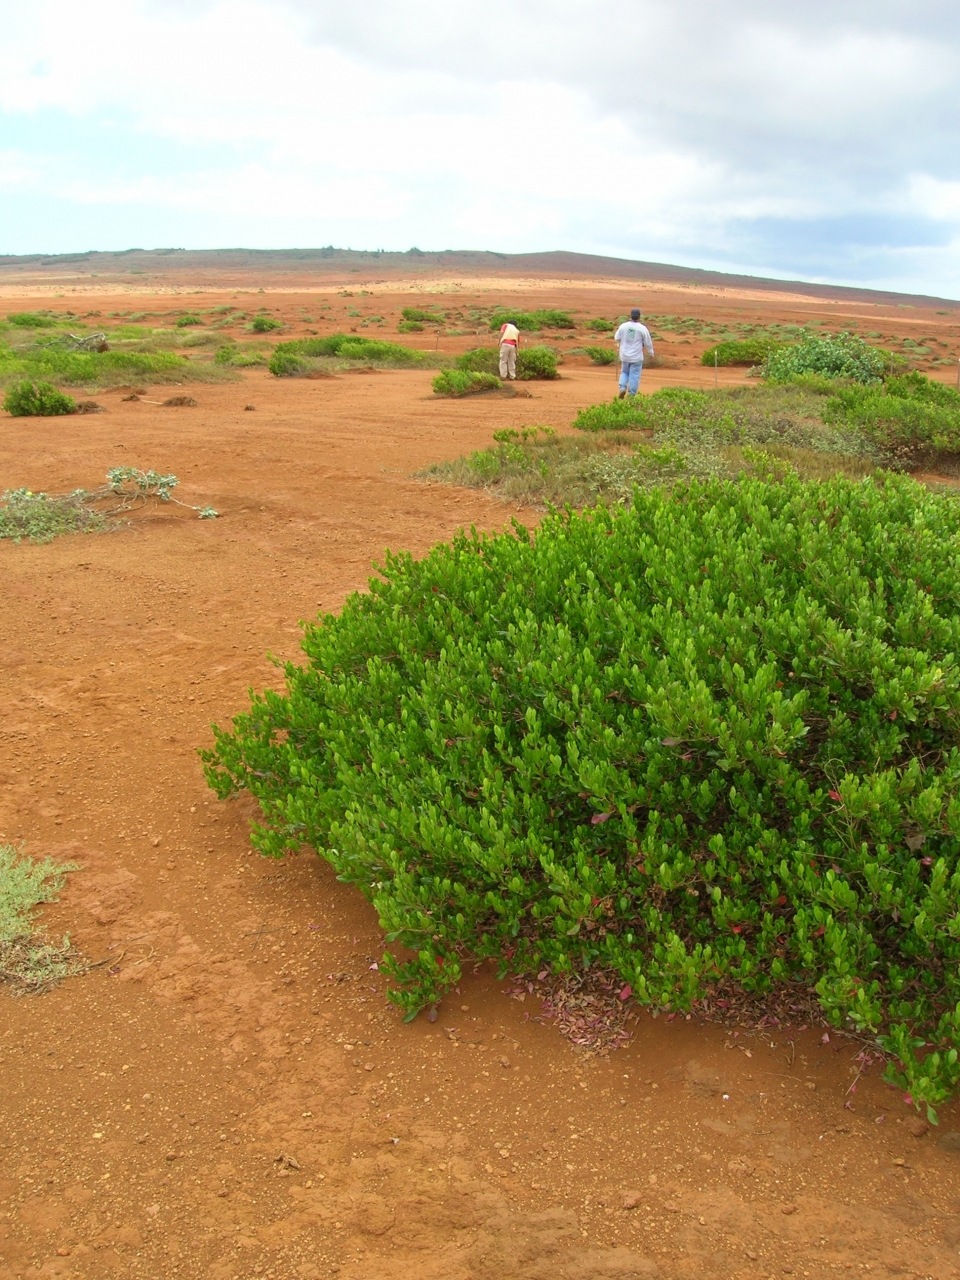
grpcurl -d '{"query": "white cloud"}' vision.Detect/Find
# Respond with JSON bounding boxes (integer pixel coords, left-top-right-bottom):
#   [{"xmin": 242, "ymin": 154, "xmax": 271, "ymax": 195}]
[{"xmin": 0, "ymin": 1, "xmax": 958, "ymax": 293}]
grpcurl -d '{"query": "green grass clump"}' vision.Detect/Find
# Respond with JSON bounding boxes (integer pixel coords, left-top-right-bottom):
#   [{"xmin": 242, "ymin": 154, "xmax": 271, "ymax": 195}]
[
  {"xmin": 401, "ymin": 307, "xmax": 444, "ymax": 324},
  {"xmin": 701, "ymin": 338, "xmax": 783, "ymax": 367},
  {"xmin": 584, "ymin": 347, "xmax": 618, "ymax": 366},
  {"xmin": 432, "ymin": 370, "xmax": 500, "ymax": 397},
  {"xmin": 587, "ymin": 319, "xmax": 615, "ymax": 332},
  {"xmin": 764, "ymin": 333, "xmax": 889, "ymax": 384},
  {"xmin": 457, "ymin": 346, "xmax": 559, "ymax": 380},
  {"xmin": 0, "ymin": 845, "xmax": 83, "ymax": 994},
  {"xmin": 489, "ymin": 309, "xmax": 575, "ymax": 332},
  {"xmin": 398, "ymin": 320, "xmax": 424, "ymax": 333},
  {"xmin": 0, "ymin": 342, "xmax": 194, "ymax": 387},
  {"xmin": 176, "ymin": 314, "xmax": 204, "ymax": 328},
  {"xmin": 250, "ymin": 315, "xmax": 282, "ymax": 333},
  {"xmin": 3, "ymin": 380, "xmax": 76, "ymax": 416},
  {"xmin": 204, "ymin": 472, "xmax": 960, "ymax": 1115},
  {"xmin": 6, "ymin": 312, "xmax": 58, "ymax": 329}
]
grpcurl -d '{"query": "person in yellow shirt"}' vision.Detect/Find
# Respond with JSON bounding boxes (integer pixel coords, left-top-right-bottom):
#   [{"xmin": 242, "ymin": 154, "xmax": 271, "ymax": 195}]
[{"xmin": 498, "ymin": 319, "xmax": 520, "ymax": 380}]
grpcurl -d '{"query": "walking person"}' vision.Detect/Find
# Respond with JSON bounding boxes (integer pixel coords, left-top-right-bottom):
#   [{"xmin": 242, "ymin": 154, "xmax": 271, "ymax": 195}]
[
  {"xmin": 614, "ymin": 308, "xmax": 654, "ymax": 397},
  {"xmin": 498, "ymin": 317, "xmax": 520, "ymax": 380}
]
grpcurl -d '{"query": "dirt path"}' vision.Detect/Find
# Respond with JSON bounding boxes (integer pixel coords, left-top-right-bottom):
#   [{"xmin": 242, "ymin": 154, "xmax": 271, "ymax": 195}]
[{"xmin": 2, "ymin": 301, "xmax": 960, "ymax": 1280}]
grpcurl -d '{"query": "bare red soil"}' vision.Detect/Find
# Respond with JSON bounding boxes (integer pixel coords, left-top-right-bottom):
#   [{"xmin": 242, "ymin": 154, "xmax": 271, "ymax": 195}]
[{"xmin": 2, "ymin": 274, "xmax": 960, "ymax": 1280}]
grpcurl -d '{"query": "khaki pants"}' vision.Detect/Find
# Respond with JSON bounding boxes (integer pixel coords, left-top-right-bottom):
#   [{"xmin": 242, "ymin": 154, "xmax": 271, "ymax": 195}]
[{"xmin": 499, "ymin": 343, "xmax": 517, "ymax": 379}]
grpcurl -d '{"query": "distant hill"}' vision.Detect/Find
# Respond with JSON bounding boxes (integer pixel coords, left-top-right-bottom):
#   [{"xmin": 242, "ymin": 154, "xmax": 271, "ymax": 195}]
[{"xmin": 0, "ymin": 245, "xmax": 955, "ymax": 308}]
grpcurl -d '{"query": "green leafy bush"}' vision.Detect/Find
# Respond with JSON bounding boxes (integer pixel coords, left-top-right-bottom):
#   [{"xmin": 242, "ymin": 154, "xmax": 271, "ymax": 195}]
[
  {"xmin": 401, "ymin": 307, "xmax": 444, "ymax": 324},
  {"xmin": 432, "ymin": 370, "xmax": 500, "ymax": 397},
  {"xmin": 701, "ymin": 339, "xmax": 783, "ymax": 367},
  {"xmin": 250, "ymin": 315, "xmax": 282, "ymax": 333},
  {"xmin": 204, "ymin": 472, "xmax": 960, "ymax": 1115},
  {"xmin": 268, "ymin": 351, "xmax": 308, "ymax": 377},
  {"xmin": 764, "ymin": 333, "xmax": 889, "ymax": 384},
  {"xmin": 3, "ymin": 380, "xmax": 76, "ymax": 416},
  {"xmin": 573, "ymin": 396, "xmax": 652, "ymax": 432},
  {"xmin": 176, "ymin": 314, "xmax": 204, "ymax": 328},
  {"xmin": 489, "ymin": 309, "xmax": 575, "ymax": 332},
  {"xmin": 398, "ymin": 320, "xmax": 424, "ymax": 333},
  {"xmin": 6, "ymin": 312, "xmax": 57, "ymax": 329},
  {"xmin": 587, "ymin": 319, "xmax": 615, "ymax": 332},
  {"xmin": 457, "ymin": 346, "xmax": 559, "ymax": 381},
  {"xmin": 269, "ymin": 336, "xmax": 425, "ymax": 375},
  {"xmin": 822, "ymin": 372, "xmax": 960, "ymax": 457},
  {"xmin": 0, "ymin": 343, "xmax": 191, "ymax": 386},
  {"xmin": 584, "ymin": 347, "xmax": 618, "ymax": 366}
]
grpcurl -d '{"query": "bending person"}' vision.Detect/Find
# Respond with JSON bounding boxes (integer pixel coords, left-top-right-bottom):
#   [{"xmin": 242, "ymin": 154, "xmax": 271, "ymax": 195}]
[{"xmin": 498, "ymin": 318, "xmax": 520, "ymax": 381}]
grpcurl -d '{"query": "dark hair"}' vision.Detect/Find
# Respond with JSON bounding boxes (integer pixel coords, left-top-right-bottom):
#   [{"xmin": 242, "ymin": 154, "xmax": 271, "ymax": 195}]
[{"xmin": 631, "ymin": 308, "xmax": 641, "ymax": 320}]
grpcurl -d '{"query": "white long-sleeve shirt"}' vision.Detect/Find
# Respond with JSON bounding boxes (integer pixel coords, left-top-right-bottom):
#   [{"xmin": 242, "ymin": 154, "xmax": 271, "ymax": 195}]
[{"xmin": 614, "ymin": 320, "xmax": 654, "ymax": 363}]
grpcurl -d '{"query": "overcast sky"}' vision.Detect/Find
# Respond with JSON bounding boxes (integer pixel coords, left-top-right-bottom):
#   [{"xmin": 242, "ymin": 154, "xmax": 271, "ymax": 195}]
[{"xmin": 2, "ymin": 1, "xmax": 959, "ymax": 295}]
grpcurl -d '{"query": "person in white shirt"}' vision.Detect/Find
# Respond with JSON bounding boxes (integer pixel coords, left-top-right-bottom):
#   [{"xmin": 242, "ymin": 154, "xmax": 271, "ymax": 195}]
[
  {"xmin": 498, "ymin": 319, "xmax": 520, "ymax": 380},
  {"xmin": 613, "ymin": 308, "xmax": 654, "ymax": 397}
]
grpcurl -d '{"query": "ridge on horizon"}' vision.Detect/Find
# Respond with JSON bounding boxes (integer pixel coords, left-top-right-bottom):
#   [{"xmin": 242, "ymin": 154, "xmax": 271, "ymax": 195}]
[{"xmin": 0, "ymin": 245, "xmax": 957, "ymax": 309}]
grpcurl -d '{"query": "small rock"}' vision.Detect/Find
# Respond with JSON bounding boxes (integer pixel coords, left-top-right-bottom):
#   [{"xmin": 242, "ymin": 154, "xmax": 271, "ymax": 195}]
[
  {"xmin": 892, "ymin": 1157, "xmax": 908, "ymax": 1167},
  {"xmin": 364, "ymin": 1063, "xmax": 374, "ymax": 1072},
  {"xmin": 663, "ymin": 1201, "xmax": 681, "ymax": 1213},
  {"xmin": 804, "ymin": 1080, "xmax": 817, "ymax": 1091},
  {"xmin": 781, "ymin": 1204, "xmax": 797, "ymax": 1215},
  {"xmin": 906, "ymin": 1117, "xmax": 928, "ymax": 1138},
  {"xmin": 56, "ymin": 1247, "xmax": 71, "ymax": 1256},
  {"xmin": 499, "ymin": 1057, "xmax": 511, "ymax": 1068},
  {"xmin": 622, "ymin": 1192, "xmax": 643, "ymax": 1210},
  {"xmin": 939, "ymin": 1130, "xmax": 960, "ymax": 1153},
  {"xmin": 164, "ymin": 1152, "xmax": 178, "ymax": 1162},
  {"xmin": 244, "ymin": 404, "xmax": 255, "ymax": 411}
]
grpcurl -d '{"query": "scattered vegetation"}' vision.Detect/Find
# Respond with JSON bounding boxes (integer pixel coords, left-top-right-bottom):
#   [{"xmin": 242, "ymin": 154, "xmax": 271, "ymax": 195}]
[
  {"xmin": 489, "ymin": 309, "xmax": 575, "ymax": 332},
  {"xmin": 205, "ymin": 471, "xmax": 960, "ymax": 1115},
  {"xmin": 3, "ymin": 379, "xmax": 76, "ymax": 417},
  {"xmin": 5, "ymin": 312, "xmax": 58, "ymax": 329},
  {"xmin": 822, "ymin": 372, "xmax": 960, "ymax": 460},
  {"xmin": 457, "ymin": 346, "xmax": 560, "ymax": 381},
  {"xmin": 398, "ymin": 321, "xmax": 424, "ymax": 333},
  {"xmin": 587, "ymin": 319, "xmax": 615, "ymax": 332},
  {"xmin": 0, "ymin": 467, "xmax": 217, "ymax": 544},
  {"xmin": 269, "ymin": 335, "xmax": 427, "ymax": 376},
  {"xmin": 0, "ymin": 845, "xmax": 84, "ymax": 995},
  {"xmin": 432, "ymin": 370, "xmax": 501, "ymax": 397}
]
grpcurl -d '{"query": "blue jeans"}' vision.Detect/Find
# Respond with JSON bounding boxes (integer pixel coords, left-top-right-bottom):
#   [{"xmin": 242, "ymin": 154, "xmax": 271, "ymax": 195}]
[{"xmin": 619, "ymin": 360, "xmax": 643, "ymax": 395}]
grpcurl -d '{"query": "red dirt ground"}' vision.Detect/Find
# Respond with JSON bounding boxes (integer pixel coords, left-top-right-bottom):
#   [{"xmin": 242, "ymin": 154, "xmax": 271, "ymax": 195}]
[{"xmin": 3, "ymin": 272, "xmax": 960, "ymax": 1280}]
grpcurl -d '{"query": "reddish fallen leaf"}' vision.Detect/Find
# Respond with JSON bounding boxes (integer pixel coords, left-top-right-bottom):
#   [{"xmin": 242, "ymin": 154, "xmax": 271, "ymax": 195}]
[
  {"xmin": 619, "ymin": 985, "xmax": 632, "ymax": 1001},
  {"xmin": 591, "ymin": 812, "xmax": 613, "ymax": 825},
  {"xmin": 828, "ymin": 790, "xmax": 842, "ymax": 801}
]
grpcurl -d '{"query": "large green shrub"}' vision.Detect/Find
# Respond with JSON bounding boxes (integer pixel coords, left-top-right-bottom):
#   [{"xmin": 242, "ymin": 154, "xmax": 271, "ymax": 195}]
[
  {"xmin": 204, "ymin": 472, "xmax": 960, "ymax": 1114},
  {"xmin": 250, "ymin": 315, "xmax": 282, "ymax": 333},
  {"xmin": 489, "ymin": 309, "xmax": 575, "ymax": 332},
  {"xmin": 6, "ymin": 312, "xmax": 58, "ymax": 329},
  {"xmin": 457, "ymin": 346, "xmax": 559, "ymax": 381},
  {"xmin": 3, "ymin": 380, "xmax": 76, "ymax": 416},
  {"xmin": 701, "ymin": 338, "xmax": 783, "ymax": 367},
  {"xmin": 0, "ymin": 344, "xmax": 189, "ymax": 386},
  {"xmin": 764, "ymin": 333, "xmax": 888, "ymax": 384},
  {"xmin": 432, "ymin": 370, "xmax": 500, "ymax": 397},
  {"xmin": 401, "ymin": 307, "xmax": 444, "ymax": 324}
]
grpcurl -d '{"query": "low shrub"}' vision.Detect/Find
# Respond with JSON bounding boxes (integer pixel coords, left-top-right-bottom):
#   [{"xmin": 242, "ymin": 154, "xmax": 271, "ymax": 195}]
[
  {"xmin": 401, "ymin": 307, "xmax": 444, "ymax": 324},
  {"xmin": 822, "ymin": 372, "xmax": 960, "ymax": 458},
  {"xmin": 587, "ymin": 319, "xmax": 615, "ymax": 332},
  {"xmin": 176, "ymin": 314, "xmax": 204, "ymax": 328},
  {"xmin": 3, "ymin": 380, "xmax": 76, "ymax": 416},
  {"xmin": 457, "ymin": 346, "xmax": 559, "ymax": 381},
  {"xmin": 0, "ymin": 845, "xmax": 84, "ymax": 993},
  {"xmin": 0, "ymin": 343, "xmax": 192, "ymax": 386},
  {"xmin": 489, "ymin": 309, "xmax": 575, "ymax": 332},
  {"xmin": 269, "ymin": 336, "xmax": 425, "ymax": 375},
  {"xmin": 250, "ymin": 316, "xmax": 282, "ymax": 333},
  {"xmin": 701, "ymin": 338, "xmax": 783, "ymax": 367},
  {"xmin": 204, "ymin": 472, "xmax": 960, "ymax": 1115},
  {"xmin": 584, "ymin": 347, "xmax": 618, "ymax": 366},
  {"xmin": 398, "ymin": 320, "xmax": 424, "ymax": 333},
  {"xmin": 764, "ymin": 333, "xmax": 889, "ymax": 384},
  {"xmin": 432, "ymin": 370, "xmax": 500, "ymax": 397},
  {"xmin": 573, "ymin": 396, "xmax": 651, "ymax": 432},
  {"xmin": 6, "ymin": 312, "xmax": 57, "ymax": 329},
  {"xmin": 268, "ymin": 351, "xmax": 308, "ymax": 377}
]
